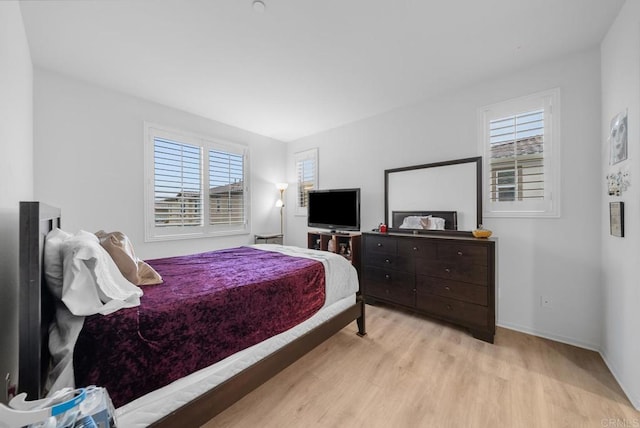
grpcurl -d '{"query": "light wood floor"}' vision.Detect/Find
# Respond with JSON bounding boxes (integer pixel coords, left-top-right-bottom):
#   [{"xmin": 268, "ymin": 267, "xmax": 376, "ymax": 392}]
[{"xmin": 203, "ymin": 304, "xmax": 639, "ymax": 428}]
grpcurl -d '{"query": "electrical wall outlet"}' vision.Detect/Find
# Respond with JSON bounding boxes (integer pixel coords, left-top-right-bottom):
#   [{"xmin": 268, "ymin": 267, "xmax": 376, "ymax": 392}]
[{"xmin": 540, "ymin": 295, "xmax": 553, "ymax": 308}]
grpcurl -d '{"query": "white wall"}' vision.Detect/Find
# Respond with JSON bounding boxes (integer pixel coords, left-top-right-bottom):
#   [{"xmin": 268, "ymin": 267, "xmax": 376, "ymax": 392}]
[
  {"xmin": 34, "ymin": 69, "xmax": 286, "ymax": 260},
  {"xmin": 600, "ymin": 0, "xmax": 640, "ymax": 409},
  {"xmin": 287, "ymin": 49, "xmax": 603, "ymax": 350},
  {"xmin": 0, "ymin": 2, "xmax": 34, "ymax": 402}
]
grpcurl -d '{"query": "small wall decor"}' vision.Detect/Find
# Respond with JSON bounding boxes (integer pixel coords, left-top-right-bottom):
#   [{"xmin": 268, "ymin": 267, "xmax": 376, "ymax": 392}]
[
  {"xmin": 609, "ymin": 110, "xmax": 628, "ymax": 165},
  {"xmin": 606, "ymin": 169, "xmax": 630, "ymax": 196},
  {"xmin": 609, "ymin": 201, "xmax": 624, "ymax": 237}
]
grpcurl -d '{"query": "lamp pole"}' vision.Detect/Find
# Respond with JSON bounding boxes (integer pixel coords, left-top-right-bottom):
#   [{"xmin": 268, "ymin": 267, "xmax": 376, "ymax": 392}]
[{"xmin": 275, "ymin": 183, "xmax": 288, "ymax": 237}]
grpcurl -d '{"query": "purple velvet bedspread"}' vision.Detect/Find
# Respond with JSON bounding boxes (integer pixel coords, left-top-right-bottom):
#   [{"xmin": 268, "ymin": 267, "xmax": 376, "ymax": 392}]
[{"xmin": 73, "ymin": 247, "xmax": 326, "ymax": 407}]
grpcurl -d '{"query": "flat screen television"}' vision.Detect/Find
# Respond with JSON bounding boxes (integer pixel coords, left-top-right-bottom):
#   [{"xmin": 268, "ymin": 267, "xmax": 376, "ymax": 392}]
[{"xmin": 307, "ymin": 188, "xmax": 361, "ymax": 232}]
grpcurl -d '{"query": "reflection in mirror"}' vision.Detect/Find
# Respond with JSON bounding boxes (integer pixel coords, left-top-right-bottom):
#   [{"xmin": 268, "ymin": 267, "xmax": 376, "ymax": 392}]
[{"xmin": 385, "ymin": 157, "xmax": 482, "ymax": 233}]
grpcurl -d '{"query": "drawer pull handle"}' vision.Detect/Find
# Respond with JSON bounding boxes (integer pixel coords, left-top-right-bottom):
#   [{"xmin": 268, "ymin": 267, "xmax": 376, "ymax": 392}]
[
  {"xmin": 444, "ymin": 286, "xmax": 450, "ymax": 291},
  {"xmin": 412, "ymin": 288, "xmax": 417, "ymax": 292},
  {"xmin": 446, "ymin": 304, "xmax": 453, "ymax": 311},
  {"xmin": 385, "ymin": 274, "xmax": 390, "ymax": 280},
  {"xmin": 457, "ymin": 251, "xmax": 463, "ymax": 256},
  {"xmin": 385, "ymin": 259, "xmax": 391, "ymax": 263},
  {"xmin": 377, "ymin": 243, "xmax": 383, "ymax": 247},
  {"xmin": 413, "ymin": 247, "xmax": 418, "ymax": 251},
  {"xmin": 445, "ymin": 268, "xmax": 451, "ymax": 273}
]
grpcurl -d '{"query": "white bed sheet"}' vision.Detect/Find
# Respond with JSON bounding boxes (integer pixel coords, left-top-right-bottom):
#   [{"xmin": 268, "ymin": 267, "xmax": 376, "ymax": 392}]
[{"xmin": 115, "ymin": 244, "xmax": 359, "ymax": 427}]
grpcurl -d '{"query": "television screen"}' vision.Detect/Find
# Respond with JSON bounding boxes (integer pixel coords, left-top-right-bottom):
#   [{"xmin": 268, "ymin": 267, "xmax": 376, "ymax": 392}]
[{"xmin": 307, "ymin": 188, "xmax": 360, "ymax": 231}]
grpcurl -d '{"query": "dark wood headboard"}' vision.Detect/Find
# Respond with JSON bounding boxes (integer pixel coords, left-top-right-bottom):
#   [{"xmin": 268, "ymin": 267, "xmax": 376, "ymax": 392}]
[
  {"xmin": 391, "ymin": 210, "xmax": 458, "ymax": 231},
  {"xmin": 18, "ymin": 201, "xmax": 61, "ymax": 399}
]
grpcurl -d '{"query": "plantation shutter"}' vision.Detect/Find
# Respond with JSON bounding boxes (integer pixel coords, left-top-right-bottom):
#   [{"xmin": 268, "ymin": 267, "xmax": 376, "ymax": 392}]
[
  {"xmin": 489, "ymin": 110, "xmax": 544, "ymax": 202},
  {"xmin": 153, "ymin": 138, "xmax": 202, "ymax": 227},
  {"xmin": 209, "ymin": 149, "xmax": 245, "ymax": 226},
  {"xmin": 294, "ymin": 148, "xmax": 318, "ymax": 216},
  {"xmin": 146, "ymin": 123, "xmax": 251, "ymax": 240},
  {"xmin": 297, "ymin": 159, "xmax": 315, "ymax": 207}
]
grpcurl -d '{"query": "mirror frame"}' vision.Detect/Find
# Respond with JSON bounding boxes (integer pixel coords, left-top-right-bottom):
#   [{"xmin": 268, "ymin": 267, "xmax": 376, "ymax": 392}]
[{"xmin": 384, "ymin": 156, "xmax": 483, "ymax": 236}]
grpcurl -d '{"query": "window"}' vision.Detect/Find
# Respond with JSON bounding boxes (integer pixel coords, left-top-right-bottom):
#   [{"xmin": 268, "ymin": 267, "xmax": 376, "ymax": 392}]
[
  {"xmin": 495, "ymin": 169, "xmax": 516, "ymax": 201},
  {"xmin": 209, "ymin": 150, "xmax": 245, "ymax": 226},
  {"xmin": 145, "ymin": 124, "xmax": 250, "ymax": 241},
  {"xmin": 153, "ymin": 138, "xmax": 202, "ymax": 228},
  {"xmin": 479, "ymin": 89, "xmax": 560, "ymax": 217},
  {"xmin": 294, "ymin": 148, "xmax": 318, "ymax": 216}
]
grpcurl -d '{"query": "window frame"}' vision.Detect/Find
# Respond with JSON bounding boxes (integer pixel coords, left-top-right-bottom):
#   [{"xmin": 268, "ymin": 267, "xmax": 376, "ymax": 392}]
[
  {"xmin": 144, "ymin": 123, "xmax": 250, "ymax": 242},
  {"xmin": 294, "ymin": 148, "xmax": 318, "ymax": 217},
  {"xmin": 478, "ymin": 88, "xmax": 561, "ymax": 218}
]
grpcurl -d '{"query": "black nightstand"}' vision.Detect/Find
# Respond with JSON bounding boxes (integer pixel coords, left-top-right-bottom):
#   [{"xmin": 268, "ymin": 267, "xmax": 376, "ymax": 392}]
[{"xmin": 254, "ymin": 233, "xmax": 283, "ymax": 244}]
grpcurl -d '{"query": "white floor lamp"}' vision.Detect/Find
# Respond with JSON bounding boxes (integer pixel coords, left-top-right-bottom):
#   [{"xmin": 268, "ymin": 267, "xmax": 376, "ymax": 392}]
[{"xmin": 275, "ymin": 182, "xmax": 288, "ymax": 236}]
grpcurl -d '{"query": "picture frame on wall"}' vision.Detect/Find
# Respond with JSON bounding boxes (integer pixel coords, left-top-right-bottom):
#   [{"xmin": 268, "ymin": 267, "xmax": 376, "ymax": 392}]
[
  {"xmin": 609, "ymin": 201, "xmax": 624, "ymax": 237},
  {"xmin": 609, "ymin": 110, "xmax": 628, "ymax": 165}
]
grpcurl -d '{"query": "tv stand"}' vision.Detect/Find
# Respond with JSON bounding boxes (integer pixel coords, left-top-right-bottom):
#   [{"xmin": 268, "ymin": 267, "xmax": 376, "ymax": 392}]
[{"xmin": 307, "ymin": 231, "xmax": 361, "ymax": 276}]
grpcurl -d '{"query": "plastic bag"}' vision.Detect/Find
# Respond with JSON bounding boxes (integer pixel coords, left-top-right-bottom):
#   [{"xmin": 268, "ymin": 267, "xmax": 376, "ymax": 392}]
[{"xmin": 0, "ymin": 386, "xmax": 116, "ymax": 428}]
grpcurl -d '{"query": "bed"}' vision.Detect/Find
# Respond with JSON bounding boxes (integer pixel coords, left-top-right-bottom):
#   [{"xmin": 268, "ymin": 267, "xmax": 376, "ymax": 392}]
[{"xmin": 17, "ymin": 201, "xmax": 366, "ymax": 427}]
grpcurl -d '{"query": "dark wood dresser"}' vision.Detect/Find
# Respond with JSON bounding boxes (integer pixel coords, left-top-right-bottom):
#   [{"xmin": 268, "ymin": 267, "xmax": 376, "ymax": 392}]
[{"xmin": 362, "ymin": 231, "xmax": 496, "ymax": 343}]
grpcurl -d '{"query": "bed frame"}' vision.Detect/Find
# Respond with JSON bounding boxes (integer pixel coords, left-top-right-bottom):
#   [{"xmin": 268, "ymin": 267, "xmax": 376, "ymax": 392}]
[{"xmin": 18, "ymin": 201, "xmax": 366, "ymax": 427}]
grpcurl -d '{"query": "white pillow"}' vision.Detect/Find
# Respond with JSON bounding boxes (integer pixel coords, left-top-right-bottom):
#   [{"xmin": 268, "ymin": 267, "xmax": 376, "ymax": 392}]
[
  {"xmin": 61, "ymin": 231, "xmax": 143, "ymax": 316},
  {"xmin": 428, "ymin": 217, "xmax": 446, "ymax": 230},
  {"xmin": 398, "ymin": 216, "xmax": 424, "ymax": 229},
  {"xmin": 44, "ymin": 228, "xmax": 73, "ymax": 299}
]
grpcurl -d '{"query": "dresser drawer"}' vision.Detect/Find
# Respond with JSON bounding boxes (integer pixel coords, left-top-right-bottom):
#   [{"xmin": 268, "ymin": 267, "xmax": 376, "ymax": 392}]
[
  {"xmin": 398, "ymin": 239, "xmax": 436, "ymax": 259},
  {"xmin": 417, "ymin": 261, "xmax": 487, "ymax": 285},
  {"xmin": 364, "ymin": 235, "xmax": 397, "ymax": 255},
  {"xmin": 365, "ymin": 253, "xmax": 413, "ymax": 272},
  {"xmin": 361, "ymin": 232, "xmax": 495, "ymax": 343},
  {"xmin": 437, "ymin": 243, "xmax": 488, "ymax": 265},
  {"xmin": 416, "ymin": 276, "xmax": 488, "ymax": 306},
  {"xmin": 416, "ymin": 293, "xmax": 489, "ymax": 328},
  {"xmin": 363, "ymin": 267, "xmax": 415, "ymax": 307}
]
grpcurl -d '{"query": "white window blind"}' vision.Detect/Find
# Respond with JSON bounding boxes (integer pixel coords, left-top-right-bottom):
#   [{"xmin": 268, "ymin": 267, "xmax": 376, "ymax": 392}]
[
  {"xmin": 153, "ymin": 138, "xmax": 202, "ymax": 228},
  {"xmin": 294, "ymin": 148, "xmax": 318, "ymax": 216},
  {"xmin": 209, "ymin": 149, "xmax": 245, "ymax": 226},
  {"xmin": 479, "ymin": 88, "xmax": 560, "ymax": 218},
  {"xmin": 489, "ymin": 110, "xmax": 544, "ymax": 202},
  {"xmin": 145, "ymin": 123, "xmax": 250, "ymax": 241},
  {"xmin": 297, "ymin": 159, "xmax": 315, "ymax": 207}
]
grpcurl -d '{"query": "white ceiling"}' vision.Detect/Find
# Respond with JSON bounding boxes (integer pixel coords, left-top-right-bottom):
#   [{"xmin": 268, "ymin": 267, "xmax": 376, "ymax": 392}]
[{"xmin": 20, "ymin": 0, "xmax": 624, "ymax": 142}]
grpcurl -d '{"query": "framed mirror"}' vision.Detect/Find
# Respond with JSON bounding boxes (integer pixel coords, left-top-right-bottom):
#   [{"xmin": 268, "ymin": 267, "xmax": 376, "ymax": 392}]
[{"xmin": 384, "ymin": 156, "xmax": 482, "ymax": 235}]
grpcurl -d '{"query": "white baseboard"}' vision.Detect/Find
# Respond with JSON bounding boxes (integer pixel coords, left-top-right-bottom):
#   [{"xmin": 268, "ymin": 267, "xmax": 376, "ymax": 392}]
[
  {"xmin": 599, "ymin": 349, "xmax": 640, "ymax": 411},
  {"xmin": 498, "ymin": 321, "xmax": 640, "ymax": 411},
  {"xmin": 497, "ymin": 320, "xmax": 600, "ymax": 352}
]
